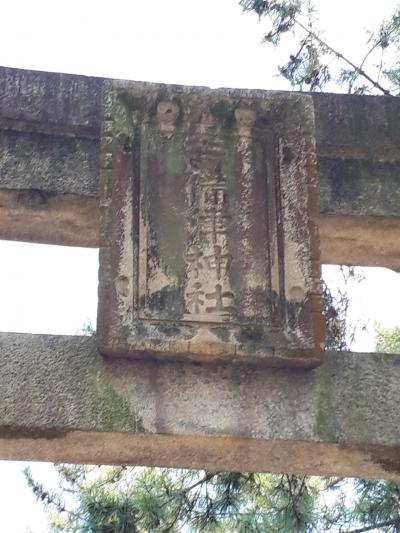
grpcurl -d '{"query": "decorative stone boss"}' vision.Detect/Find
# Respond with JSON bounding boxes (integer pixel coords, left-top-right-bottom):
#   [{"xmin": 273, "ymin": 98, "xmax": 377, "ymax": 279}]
[{"xmin": 97, "ymin": 81, "xmax": 324, "ymax": 368}]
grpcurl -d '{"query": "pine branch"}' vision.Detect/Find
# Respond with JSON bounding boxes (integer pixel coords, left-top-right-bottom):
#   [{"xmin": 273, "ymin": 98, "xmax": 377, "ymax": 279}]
[
  {"xmin": 324, "ymin": 477, "xmax": 345, "ymax": 490},
  {"xmin": 293, "ymin": 18, "xmax": 393, "ymax": 96},
  {"xmin": 184, "ymin": 471, "xmax": 217, "ymax": 493}
]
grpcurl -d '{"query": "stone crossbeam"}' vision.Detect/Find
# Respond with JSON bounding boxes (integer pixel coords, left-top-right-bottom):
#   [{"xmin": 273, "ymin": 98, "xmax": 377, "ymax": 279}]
[
  {"xmin": 0, "ymin": 332, "xmax": 400, "ymax": 479},
  {"xmin": 1, "ymin": 67, "xmax": 400, "ymax": 269}
]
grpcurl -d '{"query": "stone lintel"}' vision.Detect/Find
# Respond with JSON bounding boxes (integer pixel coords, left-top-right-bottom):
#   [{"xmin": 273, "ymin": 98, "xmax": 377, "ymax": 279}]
[
  {"xmin": 1, "ymin": 332, "xmax": 400, "ymax": 478},
  {"xmin": 318, "ymin": 214, "xmax": 400, "ymax": 272},
  {"xmin": 0, "ymin": 66, "xmax": 102, "ymax": 136},
  {"xmin": 0, "ymin": 67, "xmax": 399, "ymax": 274},
  {"xmin": 1, "ymin": 66, "xmax": 400, "ymax": 218},
  {"xmin": 1, "ymin": 190, "xmax": 399, "ymax": 271},
  {"xmin": 0, "ymin": 190, "xmax": 99, "ymax": 247}
]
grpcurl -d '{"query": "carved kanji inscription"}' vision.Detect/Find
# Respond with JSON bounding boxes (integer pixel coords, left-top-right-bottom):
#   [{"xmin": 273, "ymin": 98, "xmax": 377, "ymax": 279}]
[{"xmin": 97, "ymin": 82, "xmax": 324, "ymax": 367}]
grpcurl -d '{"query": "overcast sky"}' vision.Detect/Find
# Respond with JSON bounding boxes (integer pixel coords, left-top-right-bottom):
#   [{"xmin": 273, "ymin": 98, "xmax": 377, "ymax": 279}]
[{"xmin": 0, "ymin": 0, "xmax": 399, "ymax": 530}]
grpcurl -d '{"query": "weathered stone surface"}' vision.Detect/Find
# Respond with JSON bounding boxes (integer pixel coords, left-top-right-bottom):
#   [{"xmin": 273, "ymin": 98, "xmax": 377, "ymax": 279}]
[
  {"xmin": 0, "ymin": 333, "xmax": 142, "ymax": 434},
  {"xmin": 97, "ymin": 82, "xmax": 324, "ymax": 367},
  {"xmin": 319, "ymin": 158, "xmax": 400, "ymax": 217},
  {"xmin": 313, "ymin": 92, "xmax": 400, "ymax": 219},
  {"xmin": 0, "ymin": 66, "xmax": 101, "ymax": 135},
  {"xmin": 313, "ymin": 92, "xmax": 400, "ymax": 159},
  {"xmin": 0, "ymin": 190, "xmax": 98, "ymax": 247},
  {"xmin": 318, "ymin": 214, "xmax": 400, "ymax": 272},
  {"xmin": 1, "ymin": 332, "xmax": 400, "ymax": 478},
  {"xmin": 0, "ymin": 129, "xmax": 99, "ymax": 196}
]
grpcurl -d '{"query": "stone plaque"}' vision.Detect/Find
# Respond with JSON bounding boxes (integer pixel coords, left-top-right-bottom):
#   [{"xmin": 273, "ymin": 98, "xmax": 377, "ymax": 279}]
[{"xmin": 97, "ymin": 81, "xmax": 324, "ymax": 367}]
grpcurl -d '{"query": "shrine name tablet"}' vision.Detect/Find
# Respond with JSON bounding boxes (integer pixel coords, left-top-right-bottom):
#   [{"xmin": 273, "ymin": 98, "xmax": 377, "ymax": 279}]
[{"xmin": 97, "ymin": 82, "xmax": 324, "ymax": 367}]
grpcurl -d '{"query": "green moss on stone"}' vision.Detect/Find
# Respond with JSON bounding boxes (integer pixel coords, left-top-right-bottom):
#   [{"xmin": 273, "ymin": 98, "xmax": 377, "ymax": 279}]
[
  {"xmin": 114, "ymin": 97, "xmax": 133, "ymax": 138},
  {"xmin": 211, "ymin": 101, "xmax": 236, "ymax": 129},
  {"xmin": 92, "ymin": 370, "xmax": 145, "ymax": 433},
  {"xmin": 165, "ymin": 130, "xmax": 185, "ymax": 174},
  {"xmin": 314, "ymin": 358, "xmax": 339, "ymax": 442}
]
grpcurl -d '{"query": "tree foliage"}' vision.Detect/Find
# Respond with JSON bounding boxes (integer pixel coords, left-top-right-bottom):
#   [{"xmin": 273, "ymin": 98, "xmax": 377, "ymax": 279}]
[
  {"xmin": 322, "ymin": 266, "xmax": 364, "ymax": 352},
  {"xmin": 376, "ymin": 324, "xmax": 400, "ymax": 353},
  {"xmin": 25, "ymin": 466, "xmax": 400, "ymax": 532},
  {"xmin": 25, "ymin": 467, "xmax": 318, "ymax": 532},
  {"xmin": 240, "ymin": 0, "xmax": 400, "ymax": 95}
]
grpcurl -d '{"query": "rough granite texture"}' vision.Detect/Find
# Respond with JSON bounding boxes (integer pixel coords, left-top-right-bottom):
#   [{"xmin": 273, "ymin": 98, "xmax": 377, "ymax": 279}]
[
  {"xmin": 319, "ymin": 158, "xmax": 400, "ymax": 217},
  {"xmin": 312, "ymin": 92, "xmax": 400, "ymax": 155},
  {"xmin": 0, "ymin": 334, "xmax": 139, "ymax": 433},
  {"xmin": 1, "ymin": 333, "xmax": 400, "ymax": 477},
  {"xmin": 0, "ymin": 130, "xmax": 98, "ymax": 196},
  {"xmin": 0, "ymin": 66, "xmax": 101, "ymax": 131}
]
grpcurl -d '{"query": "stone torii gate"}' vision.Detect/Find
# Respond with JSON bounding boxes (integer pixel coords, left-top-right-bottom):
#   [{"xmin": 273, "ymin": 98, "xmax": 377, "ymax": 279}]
[{"xmin": 0, "ymin": 66, "xmax": 400, "ymax": 479}]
